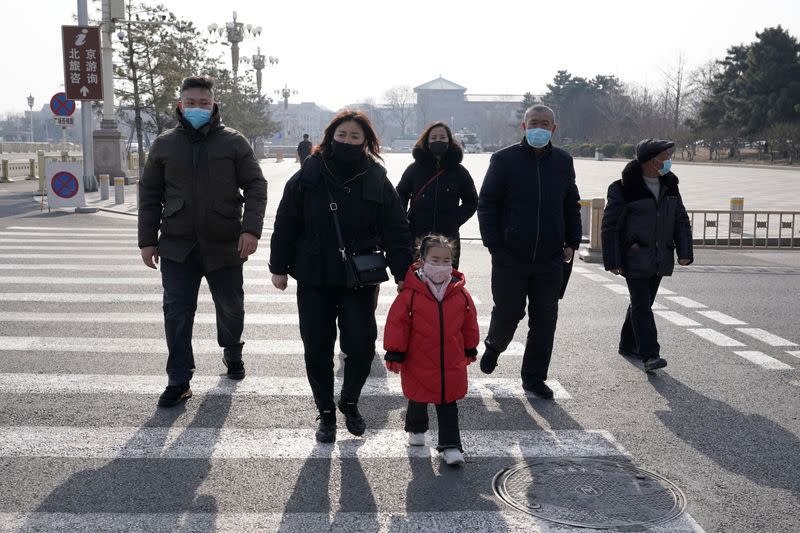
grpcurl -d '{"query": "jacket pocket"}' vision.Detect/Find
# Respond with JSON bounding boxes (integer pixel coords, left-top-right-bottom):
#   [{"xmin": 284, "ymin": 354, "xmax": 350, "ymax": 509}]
[
  {"xmin": 160, "ymin": 198, "xmax": 192, "ymax": 239},
  {"xmin": 204, "ymin": 200, "xmax": 242, "ymax": 242},
  {"xmin": 624, "ymin": 246, "xmax": 656, "ymax": 277}
]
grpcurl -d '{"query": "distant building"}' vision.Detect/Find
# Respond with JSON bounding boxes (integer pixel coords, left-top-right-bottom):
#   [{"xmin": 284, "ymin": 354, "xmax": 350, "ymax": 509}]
[
  {"xmin": 269, "ymin": 101, "xmax": 335, "ymax": 147},
  {"xmin": 414, "ymin": 76, "xmax": 539, "ymax": 149}
]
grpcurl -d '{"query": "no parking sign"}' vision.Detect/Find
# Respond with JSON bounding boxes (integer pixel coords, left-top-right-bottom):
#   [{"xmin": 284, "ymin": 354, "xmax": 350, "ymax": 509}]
[{"xmin": 45, "ymin": 162, "xmax": 85, "ymax": 209}]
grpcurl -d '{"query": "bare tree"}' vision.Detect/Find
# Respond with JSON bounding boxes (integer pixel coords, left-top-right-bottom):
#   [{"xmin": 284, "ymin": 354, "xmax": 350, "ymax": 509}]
[
  {"xmin": 384, "ymin": 85, "xmax": 416, "ymax": 137},
  {"xmin": 660, "ymin": 53, "xmax": 692, "ymax": 133}
]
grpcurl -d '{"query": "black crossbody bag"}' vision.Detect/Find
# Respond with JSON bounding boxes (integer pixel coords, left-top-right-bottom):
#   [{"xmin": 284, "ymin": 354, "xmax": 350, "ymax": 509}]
[{"xmin": 325, "ymin": 182, "xmax": 389, "ymax": 289}]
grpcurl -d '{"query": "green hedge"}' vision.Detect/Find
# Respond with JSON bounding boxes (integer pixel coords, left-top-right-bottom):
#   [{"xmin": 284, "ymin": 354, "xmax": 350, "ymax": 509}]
[{"xmin": 620, "ymin": 143, "xmax": 635, "ymax": 158}]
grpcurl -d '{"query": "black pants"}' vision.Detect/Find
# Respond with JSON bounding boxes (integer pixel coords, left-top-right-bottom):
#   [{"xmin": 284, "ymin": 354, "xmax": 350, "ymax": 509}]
[
  {"xmin": 484, "ymin": 252, "xmax": 563, "ymax": 381},
  {"xmin": 297, "ymin": 283, "xmax": 378, "ymax": 412},
  {"xmin": 620, "ymin": 275, "xmax": 662, "ymax": 358},
  {"xmin": 404, "ymin": 400, "xmax": 462, "ymax": 452},
  {"xmin": 161, "ymin": 247, "xmax": 244, "ymax": 385}
]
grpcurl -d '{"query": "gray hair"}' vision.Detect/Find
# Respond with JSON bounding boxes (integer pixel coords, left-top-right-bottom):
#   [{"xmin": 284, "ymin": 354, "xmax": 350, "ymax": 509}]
[{"xmin": 524, "ymin": 104, "xmax": 556, "ymax": 123}]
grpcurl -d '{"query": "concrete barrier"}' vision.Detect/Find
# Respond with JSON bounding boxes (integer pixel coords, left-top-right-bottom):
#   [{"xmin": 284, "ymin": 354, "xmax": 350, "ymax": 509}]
[
  {"xmin": 99, "ymin": 174, "xmax": 110, "ymax": 201},
  {"xmin": 579, "ymin": 197, "xmax": 605, "ymax": 263},
  {"xmin": 114, "ymin": 177, "xmax": 125, "ymax": 205}
]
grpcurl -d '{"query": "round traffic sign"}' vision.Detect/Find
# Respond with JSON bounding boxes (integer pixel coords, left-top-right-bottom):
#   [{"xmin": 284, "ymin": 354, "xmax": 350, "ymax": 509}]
[
  {"xmin": 50, "ymin": 92, "xmax": 76, "ymax": 117},
  {"xmin": 51, "ymin": 171, "xmax": 80, "ymax": 199}
]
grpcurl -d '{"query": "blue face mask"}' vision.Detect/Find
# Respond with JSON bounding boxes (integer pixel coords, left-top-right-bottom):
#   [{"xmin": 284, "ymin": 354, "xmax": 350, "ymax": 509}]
[
  {"xmin": 183, "ymin": 107, "xmax": 212, "ymax": 130},
  {"xmin": 525, "ymin": 127, "xmax": 552, "ymax": 148},
  {"xmin": 658, "ymin": 159, "xmax": 672, "ymax": 176}
]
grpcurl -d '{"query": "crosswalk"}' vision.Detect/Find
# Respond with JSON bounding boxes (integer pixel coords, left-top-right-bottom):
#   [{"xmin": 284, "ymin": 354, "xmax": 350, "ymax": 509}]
[{"xmin": 0, "ymin": 224, "xmax": 709, "ymax": 532}]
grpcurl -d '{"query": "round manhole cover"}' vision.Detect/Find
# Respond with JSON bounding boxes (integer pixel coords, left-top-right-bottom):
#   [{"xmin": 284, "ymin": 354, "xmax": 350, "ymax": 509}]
[{"xmin": 493, "ymin": 458, "xmax": 686, "ymax": 529}]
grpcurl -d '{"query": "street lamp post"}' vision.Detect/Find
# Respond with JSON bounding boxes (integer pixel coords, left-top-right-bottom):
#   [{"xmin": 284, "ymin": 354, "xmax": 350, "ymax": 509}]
[
  {"xmin": 27, "ymin": 94, "xmax": 34, "ymax": 143},
  {"xmin": 241, "ymin": 47, "xmax": 278, "ymax": 97},
  {"xmin": 275, "ymin": 84, "xmax": 298, "ymax": 110},
  {"xmin": 208, "ymin": 12, "xmax": 262, "ymax": 83}
]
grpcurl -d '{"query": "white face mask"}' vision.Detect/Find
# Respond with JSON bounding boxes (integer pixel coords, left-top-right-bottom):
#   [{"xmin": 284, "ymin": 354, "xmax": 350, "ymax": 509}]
[{"xmin": 422, "ymin": 262, "xmax": 452, "ymax": 284}]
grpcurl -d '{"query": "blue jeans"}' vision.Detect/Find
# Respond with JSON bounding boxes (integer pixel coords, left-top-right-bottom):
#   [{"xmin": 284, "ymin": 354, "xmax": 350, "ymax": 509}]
[{"xmin": 161, "ymin": 247, "xmax": 244, "ymax": 385}]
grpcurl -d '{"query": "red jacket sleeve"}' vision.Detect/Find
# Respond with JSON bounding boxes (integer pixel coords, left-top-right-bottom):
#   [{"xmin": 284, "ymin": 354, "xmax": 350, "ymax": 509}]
[
  {"xmin": 462, "ymin": 289, "xmax": 480, "ymax": 354},
  {"xmin": 383, "ymin": 289, "xmax": 412, "ymax": 354}
]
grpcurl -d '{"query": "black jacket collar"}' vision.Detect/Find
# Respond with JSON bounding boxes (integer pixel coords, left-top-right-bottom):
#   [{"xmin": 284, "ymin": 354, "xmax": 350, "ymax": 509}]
[
  {"xmin": 621, "ymin": 159, "xmax": 679, "ymax": 191},
  {"xmin": 519, "ymin": 137, "xmax": 554, "ymax": 159},
  {"xmin": 411, "ymin": 144, "xmax": 464, "ymax": 169},
  {"xmin": 175, "ymin": 104, "xmax": 223, "ymax": 137}
]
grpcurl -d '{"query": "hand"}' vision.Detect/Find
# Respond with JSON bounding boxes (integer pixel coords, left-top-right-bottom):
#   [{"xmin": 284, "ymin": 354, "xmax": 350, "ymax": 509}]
[
  {"xmin": 238, "ymin": 232, "xmax": 259, "ymax": 258},
  {"xmin": 385, "ymin": 361, "xmax": 402, "ymax": 373},
  {"xmin": 610, "ymin": 268, "xmax": 622, "ymax": 276},
  {"xmin": 466, "ymin": 356, "xmax": 477, "ymax": 365},
  {"xmin": 397, "ymin": 281, "xmax": 405, "ymax": 293},
  {"xmin": 563, "ymin": 247, "xmax": 574, "ymax": 263},
  {"xmin": 678, "ymin": 258, "xmax": 691, "ymax": 266},
  {"xmin": 272, "ymin": 274, "xmax": 288, "ymax": 291},
  {"xmin": 141, "ymin": 246, "xmax": 159, "ymax": 269}
]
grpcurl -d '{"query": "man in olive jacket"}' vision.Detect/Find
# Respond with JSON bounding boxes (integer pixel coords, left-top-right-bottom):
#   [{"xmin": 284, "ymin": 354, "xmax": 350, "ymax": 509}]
[
  {"xmin": 601, "ymin": 138, "xmax": 693, "ymax": 372},
  {"xmin": 138, "ymin": 76, "xmax": 268, "ymax": 407}
]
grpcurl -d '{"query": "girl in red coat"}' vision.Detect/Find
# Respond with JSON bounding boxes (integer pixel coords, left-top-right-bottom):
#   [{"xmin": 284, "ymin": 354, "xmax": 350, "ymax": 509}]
[{"xmin": 383, "ymin": 234, "xmax": 480, "ymax": 466}]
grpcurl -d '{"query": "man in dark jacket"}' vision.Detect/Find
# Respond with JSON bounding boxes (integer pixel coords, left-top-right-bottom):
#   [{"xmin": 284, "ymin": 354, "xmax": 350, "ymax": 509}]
[
  {"xmin": 138, "ymin": 76, "xmax": 268, "ymax": 407},
  {"xmin": 477, "ymin": 105, "xmax": 582, "ymax": 398},
  {"xmin": 601, "ymin": 138, "xmax": 693, "ymax": 372},
  {"xmin": 297, "ymin": 134, "xmax": 313, "ymax": 163}
]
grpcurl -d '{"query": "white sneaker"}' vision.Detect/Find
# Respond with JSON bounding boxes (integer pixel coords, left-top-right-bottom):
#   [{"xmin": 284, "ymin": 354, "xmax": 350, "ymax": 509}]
[
  {"xmin": 442, "ymin": 448, "xmax": 465, "ymax": 466},
  {"xmin": 408, "ymin": 432, "xmax": 426, "ymax": 446}
]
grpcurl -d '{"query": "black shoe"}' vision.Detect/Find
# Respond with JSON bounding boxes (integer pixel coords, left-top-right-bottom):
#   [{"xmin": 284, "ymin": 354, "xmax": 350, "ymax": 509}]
[
  {"xmin": 222, "ymin": 356, "xmax": 245, "ymax": 380},
  {"xmin": 480, "ymin": 348, "xmax": 500, "ymax": 374},
  {"xmin": 618, "ymin": 347, "xmax": 642, "ymax": 359},
  {"xmin": 315, "ymin": 410, "xmax": 337, "ymax": 443},
  {"xmin": 522, "ymin": 378, "xmax": 554, "ymax": 399},
  {"xmin": 644, "ymin": 357, "xmax": 668, "ymax": 372},
  {"xmin": 337, "ymin": 399, "xmax": 366, "ymax": 436},
  {"xmin": 158, "ymin": 383, "xmax": 192, "ymax": 407}
]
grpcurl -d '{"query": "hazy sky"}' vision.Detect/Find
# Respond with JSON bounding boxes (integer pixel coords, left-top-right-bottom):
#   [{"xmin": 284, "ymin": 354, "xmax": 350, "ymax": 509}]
[{"xmin": 3, "ymin": 0, "xmax": 799, "ymax": 115}]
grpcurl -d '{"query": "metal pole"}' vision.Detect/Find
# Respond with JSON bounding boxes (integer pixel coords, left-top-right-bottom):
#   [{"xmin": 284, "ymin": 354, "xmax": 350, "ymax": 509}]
[
  {"xmin": 77, "ymin": 0, "xmax": 97, "ymax": 191},
  {"xmin": 100, "ymin": 0, "xmax": 116, "ymax": 124}
]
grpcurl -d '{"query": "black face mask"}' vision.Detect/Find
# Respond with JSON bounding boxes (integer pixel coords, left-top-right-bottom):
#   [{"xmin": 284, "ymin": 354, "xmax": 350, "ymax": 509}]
[
  {"xmin": 332, "ymin": 140, "xmax": 364, "ymax": 162},
  {"xmin": 429, "ymin": 141, "xmax": 449, "ymax": 157}
]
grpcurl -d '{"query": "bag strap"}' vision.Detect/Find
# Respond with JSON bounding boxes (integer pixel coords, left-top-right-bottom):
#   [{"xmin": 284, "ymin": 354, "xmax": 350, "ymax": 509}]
[
  {"xmin": 324, "ymin": 180, "xmax": 348, "ymax": 263},
  {"xmin": 408, "ymin": 169, "xmax": 445, "ymax": 213}
]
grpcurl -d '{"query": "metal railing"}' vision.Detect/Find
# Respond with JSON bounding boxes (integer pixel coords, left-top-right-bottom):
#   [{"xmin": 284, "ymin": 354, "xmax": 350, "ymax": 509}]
[{"xmin": 688, "ymin": 210, "xmax": 800, "ymax": 248}]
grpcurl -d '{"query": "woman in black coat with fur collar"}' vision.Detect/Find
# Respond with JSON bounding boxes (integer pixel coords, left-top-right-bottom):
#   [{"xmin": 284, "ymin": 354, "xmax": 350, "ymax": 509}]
[{"xmin": 396, "ymin": 122, "xmax": 478, "ymax": 268}]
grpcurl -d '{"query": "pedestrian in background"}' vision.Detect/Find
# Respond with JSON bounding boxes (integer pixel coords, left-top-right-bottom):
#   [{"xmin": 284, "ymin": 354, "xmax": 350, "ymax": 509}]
[
  {"xmin": 383, "ymin": 234, "xmax": 480, "ymax": 466},
  {"xmin": 297, "ymin": 133, "xmax": 313, "ymax": 163},
  {"xmin": 477, "ymin": 104, "xmax": 582, "ymax": 398},
  {"xmin": 396, "ymin": 121, "xmax": 477, "ymax": 269},
  {"xmin": 270, "ymin": 110, "xmax": 412, "ymax": 443},
  {"xmin": 601, "ymin": 138, "xmax": 693, "ymax": 372},
  {"xmin": 138, "ymin": 75, "xmax": 267, "ymax": 407}
]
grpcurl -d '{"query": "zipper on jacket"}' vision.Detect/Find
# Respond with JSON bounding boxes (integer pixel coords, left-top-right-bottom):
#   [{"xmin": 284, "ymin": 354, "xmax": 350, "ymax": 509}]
[
  {"xmin": 438, "ymin": 298, "xmax": 446, "ymax": 405},
  {"xmin": 532, "ymin": 159, "xmax": 542, "ymax": 261}
]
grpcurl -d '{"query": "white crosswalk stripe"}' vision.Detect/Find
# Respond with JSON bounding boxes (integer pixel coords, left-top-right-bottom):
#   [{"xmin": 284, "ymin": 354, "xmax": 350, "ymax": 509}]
[
  {"xmin": 687, "ymin": 328, "xmax": 746, "ymax": 347},
  {"xmin": 666, "ymin": 296, "xmax": 707, "ymax": 309},
  {"xmin": 654, "ymin": 310, "xmax": 701, "ymax": 327},
  {"xmin": 696, "ymin": 310, "xmax": 747, "ymax": 325},
  {"xmin": 732, "ymin": 351, "xmax": 793, "ymax": 370},
  {"xmin": 787, "ymin": 351, "xmax": 800, "ymax": 359},
  {"xmin": 735, "ymin": 328, "xmax": 798, "ymax": 347},
  {"xmin": 602, "ymin": 284, "xmax": 629, "ymax": 295},
  {"xmin": 0, "ymin": 292, "xmax": 413, "ymax": 305},
  {"xmin": 0, "ymin": 374, "xmax": 571, "ymax": 399}
]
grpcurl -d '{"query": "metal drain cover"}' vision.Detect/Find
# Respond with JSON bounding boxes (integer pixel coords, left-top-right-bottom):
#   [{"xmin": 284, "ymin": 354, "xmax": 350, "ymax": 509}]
[{"xmin": 493, "ymin": 458, "xmax": 686, "ymax": 530}]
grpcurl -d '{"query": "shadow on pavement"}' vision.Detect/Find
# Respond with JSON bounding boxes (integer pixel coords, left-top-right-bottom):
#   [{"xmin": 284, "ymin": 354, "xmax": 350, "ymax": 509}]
[
  {"xmin": 21, "ymin": 377, "xmax": 236, "ymax": 532},
  {"xmin": 649, "ymin": 372, "xmax": 800, "ymax": 495}
]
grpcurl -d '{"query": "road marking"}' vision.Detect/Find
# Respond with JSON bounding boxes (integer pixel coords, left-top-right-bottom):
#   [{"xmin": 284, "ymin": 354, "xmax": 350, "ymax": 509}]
[
  {"xmin": 656, "ymin": 287, "xmax": 675, "ymax": 295},
  {"xmin": 0, "ymin": 292, "xmax": 418, "ymax": 305},
  {"xmin": 602, "ymin": 284, "xmax": 629, "ymax": 295},
  {"xmin": 572, "ymin": 266, "xmax": 590, "ymax": 273},
  {"xmin": 0, "ymin": 312, "xmax": 492, "ymax": 328},
  {"xmin": 0, "ymin": 276, "xmax": 287, "ymax": 286},
  {"xmin": 0, "ymin": 374, "xmax": 571, "ymax": 400},
  {"xmin": 5, "ymin": 226, "xmax": 137, "ymax": 232},
  {"xmin": 0, "ymin": 232, "xmax": 136, "ymax": 238},
  {"xmin": 732, "ymin": 351, "xmax": 793, "ymax": 370},
  {"xmin": 696, "ymin": 310, "xmax": 747, "ymax": 326},
  {"xmin": 735, "ymin": 328, "xmax": 797, "ymax": 347},
  {"xmin": 581, "ymin": 273, "xmax": 611, "ymax": 282},
  {"xmin": 0, "ymin": 245, "xmax": 140, "ymax": 250},
  {"xmin": 653, "ymin": 311, "xmax": 701, "ymax": 327},
  {"xmin": 652, "ymin": 302, "xmax": 668, "ymax": 310},
  {"xmin": 0, "ymin": 427, "xmax": 622, "ymax": 458},
  {"xmin": 0, "ymin": 512, "xmax": 707, "ymax": 533},
  {"xmin": 0, "ymin": 238, "xmax": 135, "ymax": 244},
  {"xmin": 787, "ymin": 351, "xmax": 800, "ymax": 359},
  {"xmin": 666, "ymin": 296, "xmax": 707, "ymax": 309},
  {"xmin": 688, "ymin": 328, "xmax": 746, "ymax": 347}
]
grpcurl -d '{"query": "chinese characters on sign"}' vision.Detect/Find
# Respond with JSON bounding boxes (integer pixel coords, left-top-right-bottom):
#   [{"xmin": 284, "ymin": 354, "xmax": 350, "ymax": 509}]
[{"xmin": 61, "ymin": 26, "xmax": 103, "ymax": 100}]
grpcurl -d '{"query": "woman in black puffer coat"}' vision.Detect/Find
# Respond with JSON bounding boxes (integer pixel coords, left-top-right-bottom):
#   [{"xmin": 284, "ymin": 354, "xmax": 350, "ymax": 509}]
[{"xmin": 396, "ymin": 122, "xmax": 478, "ymax": 269}]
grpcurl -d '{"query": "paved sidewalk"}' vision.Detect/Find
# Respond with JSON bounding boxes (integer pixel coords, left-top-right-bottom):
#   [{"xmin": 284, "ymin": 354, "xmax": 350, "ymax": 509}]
[{"xmin": 83, "ymin": 183, "xmax": 138, "ymax": 216}]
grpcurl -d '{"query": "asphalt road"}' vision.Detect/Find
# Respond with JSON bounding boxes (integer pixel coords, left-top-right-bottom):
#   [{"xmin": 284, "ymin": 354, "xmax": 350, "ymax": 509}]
[{"xmin": 0, "ymin": 170, "xmax": 798, "ymax": 532}]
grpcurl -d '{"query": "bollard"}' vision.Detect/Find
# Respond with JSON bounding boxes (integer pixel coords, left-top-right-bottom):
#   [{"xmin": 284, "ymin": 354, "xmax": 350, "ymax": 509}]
[
  {"xmin": 99, "ymin": 174, "xmax": 110, "ymax": 201},
  {"xmin": 114, "ymin": 177, "xmax": 125, "ymax": 205},
  {"xmin": 276, "ymin": 149, "xmax": 284, "ymax": 163},
  {"xmin": 594, "ymin": 150, "xmax": 604, "ymax": 161},
  {"xmin": 579, "ymin": 199, "xmax": 590, "ymax": 238},
  {"xmin": 0, "ymin": 159, "xmax": 8, "ymax": 183},
  {"xmin": 730, "ymin": 196, "xmax": 744, "ymax": 234},
  {"xmin": 37, "ymin": 151, "xmax": 46, "ymax": 196},
  {"xmin": 579, "ymin": 197, "xmax": 605, "ymax": 263},
  {"xmin": 26, "ymin": 159, "xmax": 36, "ymax": 180}
]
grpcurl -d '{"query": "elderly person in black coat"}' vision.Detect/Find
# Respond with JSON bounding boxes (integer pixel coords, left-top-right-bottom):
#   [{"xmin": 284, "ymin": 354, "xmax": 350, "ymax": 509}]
[
  {"xmin": 601, "ymin": 138, "xmax": 693, "ymax": 372},
  {"xmin": 396, "ymin": 121, "xmax": 477, "ymax": 269}
]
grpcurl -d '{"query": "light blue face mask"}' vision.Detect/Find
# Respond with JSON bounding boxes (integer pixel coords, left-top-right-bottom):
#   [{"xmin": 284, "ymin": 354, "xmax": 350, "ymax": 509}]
[
  {"xmin": 658, "ymin": 159, "xmax": 673, "ymax": 176},
  {"xmin": 525, "ymin": 127, "xmax": 552, "ymax": 148},
  {"xmin": 183, "ymin": 107, "xmax": 212, "ymax": 130}
]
